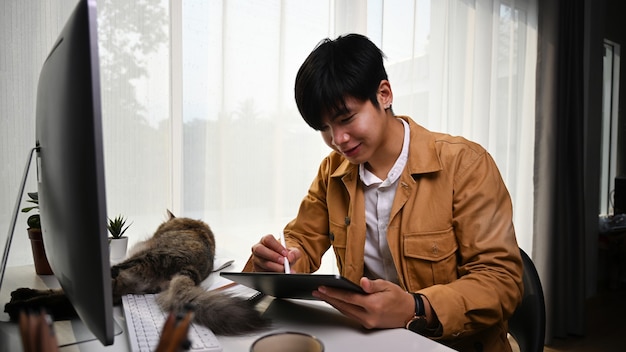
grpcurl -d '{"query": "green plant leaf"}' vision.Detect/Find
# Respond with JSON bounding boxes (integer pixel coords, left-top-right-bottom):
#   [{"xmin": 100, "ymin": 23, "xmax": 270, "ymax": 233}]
[
  {"xmin": 21, "ymin": 206, "xmax": 38, "ymax": 213},
  {"xmin": 107, "ymin": 214, "xmax": 132, "ymax": 239},
  {"xmin": 22, "ymin": 191, "xmax": 41, "ymax": 229},
  {"xmin": 27, "ymin": 214, "xmax": 41, "ymax": 229}
]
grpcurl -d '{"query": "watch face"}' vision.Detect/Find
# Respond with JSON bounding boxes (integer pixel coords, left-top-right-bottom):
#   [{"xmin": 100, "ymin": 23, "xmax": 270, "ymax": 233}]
[{"xmin": 408, "ymin": 316, "xmax": 428, "ymax": 333}]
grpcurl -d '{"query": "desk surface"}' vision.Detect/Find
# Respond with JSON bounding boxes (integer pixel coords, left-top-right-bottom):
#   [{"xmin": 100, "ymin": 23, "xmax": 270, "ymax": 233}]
[{"xmin": 0, "ymin": 265, "xmax": 453, "ymax": 352}]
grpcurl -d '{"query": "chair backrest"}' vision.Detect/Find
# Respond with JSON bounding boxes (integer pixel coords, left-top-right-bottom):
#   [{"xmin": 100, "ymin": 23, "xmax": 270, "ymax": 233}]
[{"xmin": 508, "ymin": 248, "xmax": 546, "ymax": 352}]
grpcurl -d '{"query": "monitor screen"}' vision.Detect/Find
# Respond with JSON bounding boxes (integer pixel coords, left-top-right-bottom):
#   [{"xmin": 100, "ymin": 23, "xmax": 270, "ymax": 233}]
[{"xmin": 35, "ymin": 0, "xmax": 114, "ymax": 345}]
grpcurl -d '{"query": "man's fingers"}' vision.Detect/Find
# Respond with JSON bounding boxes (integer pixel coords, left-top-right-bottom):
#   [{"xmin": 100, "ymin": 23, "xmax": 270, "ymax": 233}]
[{"xmin": 260, "ymin": 234, "xmax": 286, "ymax": 254}]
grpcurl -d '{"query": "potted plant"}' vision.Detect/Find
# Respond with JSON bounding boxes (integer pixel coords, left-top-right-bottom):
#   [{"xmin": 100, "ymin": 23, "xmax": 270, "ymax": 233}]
[
  {"xmin": 21, "ymin": 192, "xmax": 53, "ymax": 275},
  {"xmin": 107, "ymin": 214, "xmax": 132, "ymax": 262}
]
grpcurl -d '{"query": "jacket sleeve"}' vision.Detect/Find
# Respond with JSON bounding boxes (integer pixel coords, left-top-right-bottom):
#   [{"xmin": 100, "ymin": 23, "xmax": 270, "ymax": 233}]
[
  {"xmin": 282, "ymin": 157, "xmax": 334, "ymax": 274},
  {"xmin": 419, "ymin": 150, "xmax": 524, "ymax": 340}
]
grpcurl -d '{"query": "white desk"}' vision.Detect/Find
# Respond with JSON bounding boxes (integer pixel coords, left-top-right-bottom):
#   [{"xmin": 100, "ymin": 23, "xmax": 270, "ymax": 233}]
[{"xmin": 0, "ymin": 266, "xmax": 453, "ymax": 352}]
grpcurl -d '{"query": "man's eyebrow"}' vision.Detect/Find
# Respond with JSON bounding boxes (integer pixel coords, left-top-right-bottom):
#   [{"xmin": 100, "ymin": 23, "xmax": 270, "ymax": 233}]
[{"xmin": 331, "ymin": 106, "xmax": 352, "ymax": 120}]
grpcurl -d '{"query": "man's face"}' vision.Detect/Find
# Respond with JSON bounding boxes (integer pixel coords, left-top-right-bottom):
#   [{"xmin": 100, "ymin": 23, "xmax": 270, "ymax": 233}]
[{"xmin": 319, "ymin": 97, "xmax": 388, "ymax": 165}]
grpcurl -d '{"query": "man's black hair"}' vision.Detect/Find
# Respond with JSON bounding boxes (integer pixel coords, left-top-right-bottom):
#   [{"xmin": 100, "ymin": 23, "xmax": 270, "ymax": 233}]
[{"xmin": 294, "ymin": 33, "xmax": 388, "ymax": 130}]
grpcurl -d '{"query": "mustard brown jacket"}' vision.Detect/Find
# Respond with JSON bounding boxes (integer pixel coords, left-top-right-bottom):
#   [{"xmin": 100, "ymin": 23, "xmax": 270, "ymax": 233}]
[{"xmin": 267, "ymin": 116, "xmax": 523, "ymax": 351}]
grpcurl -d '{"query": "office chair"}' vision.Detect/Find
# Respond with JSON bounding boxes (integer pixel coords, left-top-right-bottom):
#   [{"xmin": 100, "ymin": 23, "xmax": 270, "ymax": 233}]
[{"xmin": 508, "ymin": 248, "xmax": 546, "ymax": 352}]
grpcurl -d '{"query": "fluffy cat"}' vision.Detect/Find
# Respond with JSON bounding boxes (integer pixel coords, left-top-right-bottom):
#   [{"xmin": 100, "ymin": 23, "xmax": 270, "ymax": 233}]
[{"xmin": 5, "ymin": 212, "xmax": 268, "ymax": 336}]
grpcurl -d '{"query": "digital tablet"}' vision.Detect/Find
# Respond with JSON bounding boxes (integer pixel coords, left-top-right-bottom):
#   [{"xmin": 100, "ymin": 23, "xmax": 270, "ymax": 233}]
[{"xmin": 219, "ymin": 272, "xmax": 365, "ymax": 300}]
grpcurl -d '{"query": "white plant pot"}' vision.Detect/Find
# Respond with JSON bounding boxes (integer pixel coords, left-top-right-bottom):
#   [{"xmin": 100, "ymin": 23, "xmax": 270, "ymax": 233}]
[{"xmin": 109, "ymin": 236, "xmax": 129, "ymax": 262}]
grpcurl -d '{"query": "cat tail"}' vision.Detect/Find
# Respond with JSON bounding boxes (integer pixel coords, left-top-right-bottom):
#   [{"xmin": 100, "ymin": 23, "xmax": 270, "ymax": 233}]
[{"xmin": 156, "ymin": 274, "xmax": 270, "ymax": 336}]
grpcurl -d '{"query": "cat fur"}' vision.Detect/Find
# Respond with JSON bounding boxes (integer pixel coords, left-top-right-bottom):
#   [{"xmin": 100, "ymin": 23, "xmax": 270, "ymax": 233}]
[{"xmin": 5, "ymin": 212, "xmax": 268, "ymax": 336}]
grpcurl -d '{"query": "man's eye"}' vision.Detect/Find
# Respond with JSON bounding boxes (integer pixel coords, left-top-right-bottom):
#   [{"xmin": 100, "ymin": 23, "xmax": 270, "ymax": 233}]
[{"xmin": 341, "ymin": 115, "xmax": 355, "ymax": 124}]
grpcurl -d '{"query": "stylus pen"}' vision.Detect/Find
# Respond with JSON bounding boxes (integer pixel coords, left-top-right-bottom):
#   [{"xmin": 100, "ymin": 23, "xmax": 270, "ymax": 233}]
[{"xmin": 280, "ymin": 233, "xmax": 291, "ymax": 274}]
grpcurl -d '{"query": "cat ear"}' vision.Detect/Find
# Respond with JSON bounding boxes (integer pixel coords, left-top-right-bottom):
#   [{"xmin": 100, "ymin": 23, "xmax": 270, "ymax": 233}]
[{"xmin": 166, "ymin": 209, "xmax": 176, "ymax": 220}]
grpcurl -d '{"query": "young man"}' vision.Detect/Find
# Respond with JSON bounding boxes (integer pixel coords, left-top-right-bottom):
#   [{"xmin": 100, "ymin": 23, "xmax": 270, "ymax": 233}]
[{"xmin": 247, "ymin": 33, "xmax": 523, "ymax": 351}]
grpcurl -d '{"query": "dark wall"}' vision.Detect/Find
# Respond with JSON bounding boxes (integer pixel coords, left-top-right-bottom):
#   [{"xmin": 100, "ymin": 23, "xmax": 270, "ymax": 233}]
[{"xmin": 605, "ymin": 0, "xmax": 626, "ymax": 176}]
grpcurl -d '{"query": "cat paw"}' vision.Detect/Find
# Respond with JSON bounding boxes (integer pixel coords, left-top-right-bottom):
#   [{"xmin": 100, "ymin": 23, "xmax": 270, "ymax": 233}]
[
  {"xmin": 4, "ymin": 287, "xmax": 77, "ymax": 321},
  {"xmin": 9, "ymin": 287, "xmax": 51, "ymax": 301}
]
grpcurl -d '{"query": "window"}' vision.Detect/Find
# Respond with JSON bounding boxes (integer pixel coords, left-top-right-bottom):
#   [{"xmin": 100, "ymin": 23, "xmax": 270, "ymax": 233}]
[
  {"xmin": 177, "ymin": 0, "xmax": 538, "ymax": 266},
  {"xmin": 600, "ymin": 39, "xmax": 621, "ymax": 215},
  {"xmin": 0, "ymin": 0, "xmax": 537, "ymax": 268}
]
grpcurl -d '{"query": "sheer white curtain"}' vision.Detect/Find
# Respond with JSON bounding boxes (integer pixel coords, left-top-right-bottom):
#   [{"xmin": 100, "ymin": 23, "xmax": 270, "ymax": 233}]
[
  {"xmin": 0, "ymin": 0, "xmax": 90, "ymax": 267},
  {"xmin": 180, "ymin": 0, "xmax": 538, "ymax": 269},
  {"xmin": 0, "ymin": 0, "xmax": 537, "ymax": 270},
  {"xmin": 0, "ymin": 0, "xmax": 171, "ymax": 267},
  {"xmin": 96, "ymin": 0, "xmax": 172, "ymax": 242},
  {"xmin": 1, "ymin": 0, "xmax": 75, "ymax": 267}
]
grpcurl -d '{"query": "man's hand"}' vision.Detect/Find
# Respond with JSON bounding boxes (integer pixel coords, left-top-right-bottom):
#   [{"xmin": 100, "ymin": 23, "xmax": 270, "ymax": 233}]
[
  {"xmin": 250, "ymin": 234, "xmax": 302, "ymax": 272},
  {"xmin": 312, "ymin": 277, "xmax": 415, "ymax": 329}
]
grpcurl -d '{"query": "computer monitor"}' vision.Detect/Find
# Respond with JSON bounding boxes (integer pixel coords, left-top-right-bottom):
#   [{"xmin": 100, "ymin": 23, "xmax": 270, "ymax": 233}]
[{"xmin": 34, "ymin": 0, "xmax": 114, "ymax": 345}]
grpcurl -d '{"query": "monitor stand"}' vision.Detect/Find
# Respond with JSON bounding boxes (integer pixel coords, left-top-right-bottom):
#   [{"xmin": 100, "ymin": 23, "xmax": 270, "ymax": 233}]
[
  {"xmin": 0, "ymin": 147, "xmax": 37, "ymax": 291},
  {"xmin": 56, "ymin": 318, "xmax": 124, "ymax": 348}
]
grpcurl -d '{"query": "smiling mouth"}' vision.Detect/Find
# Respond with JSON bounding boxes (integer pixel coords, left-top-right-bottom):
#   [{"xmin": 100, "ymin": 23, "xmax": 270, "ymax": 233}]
[{"xmin": 341, "ymin": 144, "xmax": 360, "ymax": 157}]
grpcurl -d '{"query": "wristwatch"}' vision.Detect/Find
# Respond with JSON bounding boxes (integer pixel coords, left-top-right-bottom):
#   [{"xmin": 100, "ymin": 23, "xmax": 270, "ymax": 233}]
[{"xmin": 405, "ymin": 293, "xmax": 428, "ymax": 333}]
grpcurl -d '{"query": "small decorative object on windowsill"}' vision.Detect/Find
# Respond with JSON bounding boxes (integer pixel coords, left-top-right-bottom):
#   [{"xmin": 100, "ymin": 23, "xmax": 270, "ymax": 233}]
[
  {"xmin": 21, "ymin": 192, "xmax": 53, "ymax": 275},
  {"xmin": 107, "ymin": 214, "xmax": 132, "ymax": 263}
]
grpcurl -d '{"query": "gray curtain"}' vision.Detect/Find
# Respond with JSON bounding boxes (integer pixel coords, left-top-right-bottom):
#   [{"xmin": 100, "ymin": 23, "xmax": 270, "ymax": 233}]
[{"xmin": 534, "ymin": 0, "xmax": 605, "ymax": 345}]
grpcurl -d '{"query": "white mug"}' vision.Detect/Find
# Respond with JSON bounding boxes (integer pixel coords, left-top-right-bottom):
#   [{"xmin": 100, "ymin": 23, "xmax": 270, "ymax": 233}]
[{"xmin": 250, "ymin": 332, "xmax": 324, "ymax": 352}]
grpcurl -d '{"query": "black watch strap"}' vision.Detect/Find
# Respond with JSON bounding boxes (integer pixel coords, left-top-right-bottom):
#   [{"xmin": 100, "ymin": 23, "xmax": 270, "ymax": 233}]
[
  {"xmin": 412, "ymin": 293, "xmax": 425, "ymax": 316},
  {"xmin": 406, "ymin": 293, "xmax": 428, "ymax": 333}
]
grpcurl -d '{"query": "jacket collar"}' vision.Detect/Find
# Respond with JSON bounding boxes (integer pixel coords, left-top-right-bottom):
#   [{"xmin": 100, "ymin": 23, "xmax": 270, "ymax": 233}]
[
  {"xmin": 330, "ymin": 115, "xmax": 443, "ymax": 179},
  {"xmin": 401, "ymin": 116, "xmax": 443, "ymax": 175}
]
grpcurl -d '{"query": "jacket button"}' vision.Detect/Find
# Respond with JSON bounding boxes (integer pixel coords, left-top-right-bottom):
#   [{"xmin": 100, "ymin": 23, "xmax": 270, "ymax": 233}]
[
  {"xmin": 329, "ymin": 232, "xmax": 335, "ymax": 241},
  {"xmin": 344, "ymin": 217, "xmax": 351, "ymax": 225}
]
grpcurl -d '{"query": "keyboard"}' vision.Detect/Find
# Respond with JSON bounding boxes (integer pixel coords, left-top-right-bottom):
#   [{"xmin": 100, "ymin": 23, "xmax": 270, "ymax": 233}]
[{"xmin": 122, "ymin": 294, "xmax": 223, "ymax": 352}]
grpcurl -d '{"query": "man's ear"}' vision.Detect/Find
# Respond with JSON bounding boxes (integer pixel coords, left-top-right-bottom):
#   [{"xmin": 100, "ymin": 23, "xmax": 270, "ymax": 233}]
[
  {"xmin": 166, "ymin": 209, "xmax": 176, "ymax": 220},
  {"xmin": 378, "ymin": 80, "xmax": 393, "ymax": 109}
]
